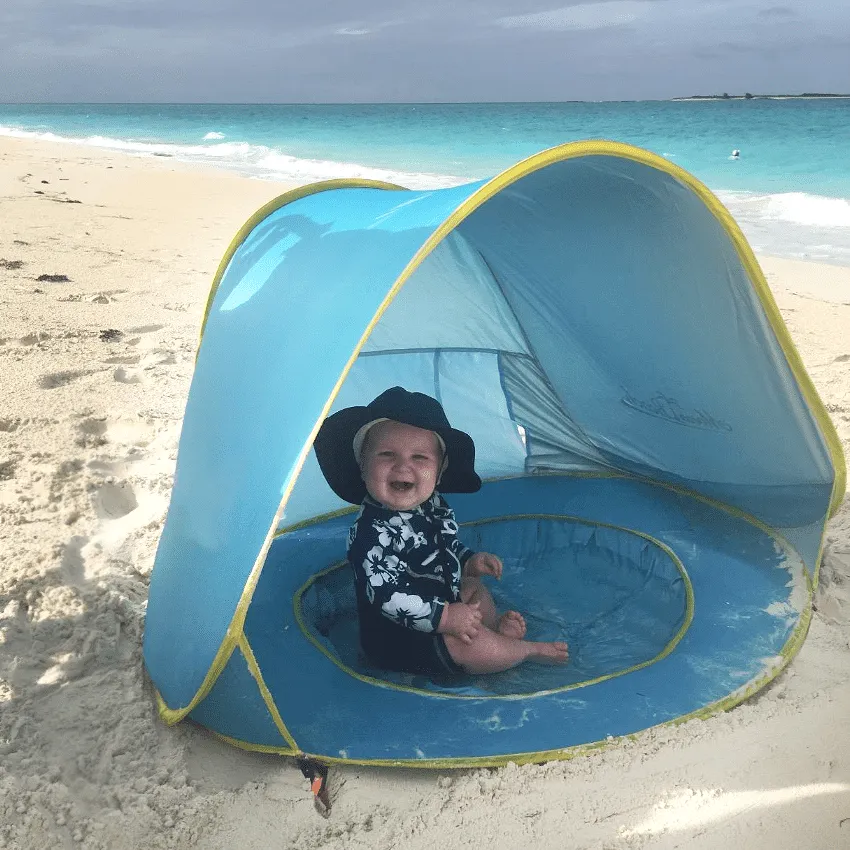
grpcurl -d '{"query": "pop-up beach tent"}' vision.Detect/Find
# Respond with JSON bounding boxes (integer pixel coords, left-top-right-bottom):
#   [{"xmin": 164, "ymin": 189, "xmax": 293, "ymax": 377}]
[{"xmin": 143, "ymin": 140, "xmax": 845, "ymax": 768}]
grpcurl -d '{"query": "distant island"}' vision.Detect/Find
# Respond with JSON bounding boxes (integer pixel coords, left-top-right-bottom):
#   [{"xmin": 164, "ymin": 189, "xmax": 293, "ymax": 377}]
[{"xmin": 673, "ymin": 92, "xmax": 850, "ymax": 101}]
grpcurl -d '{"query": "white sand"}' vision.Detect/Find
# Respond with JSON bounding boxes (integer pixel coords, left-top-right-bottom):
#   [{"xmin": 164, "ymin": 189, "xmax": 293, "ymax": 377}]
[{"xmin": 1, "ymin": 135, "xmax": 849, "ymax": 850}]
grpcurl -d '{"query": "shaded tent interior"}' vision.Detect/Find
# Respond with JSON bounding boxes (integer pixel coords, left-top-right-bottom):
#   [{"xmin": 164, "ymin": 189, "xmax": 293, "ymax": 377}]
[{"xmin": 143, "ymin": 141, "xmax": 844, "ymax": 766}]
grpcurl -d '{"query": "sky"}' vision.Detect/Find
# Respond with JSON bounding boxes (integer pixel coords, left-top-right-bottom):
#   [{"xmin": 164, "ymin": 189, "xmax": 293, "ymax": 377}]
[{"xmin": 1, "ymin": 0, "xmax": 848, "ymax": 102}]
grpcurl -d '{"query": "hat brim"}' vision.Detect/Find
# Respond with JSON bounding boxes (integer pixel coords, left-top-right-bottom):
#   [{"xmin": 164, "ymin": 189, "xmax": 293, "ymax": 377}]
[{"xmin": 314, "ymin": 406, "xmax": 482, "ymax": 505}]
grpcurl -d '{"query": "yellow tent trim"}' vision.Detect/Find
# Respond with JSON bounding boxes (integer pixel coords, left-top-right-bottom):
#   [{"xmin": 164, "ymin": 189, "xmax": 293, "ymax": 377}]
[
  {"xmin": 210, "ymin": 730, "xmax": 300, "ymax": 757},
  {"xmin": 274, "ymin": 504, "xmax": 358, "ymax": 537},
  {"xmin": 155, "ymin": 636, "xmax": 239, "ymax": 726},
  {"xmin": 161, "ymin": 139, "xmax": 840, "ymax": 725},
  {"xmin": 238, "ymin": 634, "xmax": 300, "ymax": 751},
  {"xmin": 199, "ymin": 177, "xmax": 405, "ymax": 344}
]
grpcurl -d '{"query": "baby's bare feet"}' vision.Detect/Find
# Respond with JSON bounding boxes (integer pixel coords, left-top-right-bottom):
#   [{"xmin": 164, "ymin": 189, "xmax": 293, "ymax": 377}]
[
  {"xmin": 497, "ymin": 610, "xmax": 526, "ymax": 639},
  {"xmin": 529, "ymin": 641, "xmax": 569, "ymax": 665}
]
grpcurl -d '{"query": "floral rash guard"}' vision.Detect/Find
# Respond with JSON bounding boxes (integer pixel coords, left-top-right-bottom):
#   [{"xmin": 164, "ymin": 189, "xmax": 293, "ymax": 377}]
[{"xmin": 347, "ymin": 492, "xmax": 475, "ymax": 667}]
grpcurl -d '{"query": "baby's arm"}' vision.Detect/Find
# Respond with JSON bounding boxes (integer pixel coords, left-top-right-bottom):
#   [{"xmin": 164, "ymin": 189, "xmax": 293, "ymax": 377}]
[
  {"xmin": 439, "ymin": 496, "xmax": 501, "ymax": 580},
  {"xmin": 449, "ymin": 536, "xmax": 475, "ymax": 569},
  {"xmin": 463, "ymin": 551, "xmax": 503, "ymax": 580}
]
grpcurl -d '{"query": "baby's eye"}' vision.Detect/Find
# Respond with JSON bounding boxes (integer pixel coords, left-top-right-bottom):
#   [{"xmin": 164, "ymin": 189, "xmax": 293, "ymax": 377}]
[{"xmin": 412, "ymin": 454, "xmax": 431, "ymax": 461}]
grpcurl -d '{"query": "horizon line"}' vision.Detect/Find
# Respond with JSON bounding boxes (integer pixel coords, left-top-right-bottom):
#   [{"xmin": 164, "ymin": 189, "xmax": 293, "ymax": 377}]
[{"xmin": 3, "ymin": 94, "xmax": 850, "ymax": 107}]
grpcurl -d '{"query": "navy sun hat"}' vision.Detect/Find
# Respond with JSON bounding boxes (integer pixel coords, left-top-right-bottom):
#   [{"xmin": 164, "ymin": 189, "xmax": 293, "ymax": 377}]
[{"xmin": 313, "ymin": 386, "xmax": 482, "ymax": 505}]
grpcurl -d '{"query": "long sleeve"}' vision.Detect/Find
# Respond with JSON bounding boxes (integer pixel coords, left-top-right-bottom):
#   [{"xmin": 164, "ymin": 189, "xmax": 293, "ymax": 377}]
[
  {"xmin": 450, "ymin": 537, "xmax": 474, "ymax": 568},
  {"xmin": 431, "ymin": 493, "xmax": 475, "ymax": 568}
]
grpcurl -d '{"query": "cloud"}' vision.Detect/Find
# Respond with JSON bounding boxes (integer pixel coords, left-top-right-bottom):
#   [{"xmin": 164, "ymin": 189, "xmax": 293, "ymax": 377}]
[
  {"xmin": 1, "ymin": 0, "xmax": 848, "ymax": 102},
  {"xmin": 496, "ymin": 1, "xmax": 652, "ymax": 31},
  {"xmin": 757, "ymin": 6, "xmax": 796, "ymax": 18}
]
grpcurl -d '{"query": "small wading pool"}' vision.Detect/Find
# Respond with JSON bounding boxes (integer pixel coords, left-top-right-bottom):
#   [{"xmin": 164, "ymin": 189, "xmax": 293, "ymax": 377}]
[{"xmin": 296, "ymin": 515, "xmax": 691, "ymax": 696}]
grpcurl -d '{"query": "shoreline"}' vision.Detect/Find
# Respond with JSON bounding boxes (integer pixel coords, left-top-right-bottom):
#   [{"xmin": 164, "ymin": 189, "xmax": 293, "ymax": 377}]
[
  {"xmin": 1, "ymin": 134, "xmax": 849, "ymax": 850},
  {"xmin": 7, "ymin": 133, "xmax": 850, "ymax": 267},
  {"xmin": 2, "ymin": 132, "xmax": 849, "ymax": 272}
]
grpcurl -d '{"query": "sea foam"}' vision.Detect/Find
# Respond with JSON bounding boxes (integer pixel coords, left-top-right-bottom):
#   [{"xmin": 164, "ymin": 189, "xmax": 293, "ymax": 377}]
[
  {"xmin": 0, "ymin": 124, "xmax": 464, "ymax": 190},
  {"xmin": 2, "ymin": 122, "xmax": 849, "ymax": 266},
  {"xmin": 718, "ymin": 190, "xmax": 850, "ymax": 266},
  {"xmin": 763, "ymin": 193, "xmax": 850, "ymax": 229}
]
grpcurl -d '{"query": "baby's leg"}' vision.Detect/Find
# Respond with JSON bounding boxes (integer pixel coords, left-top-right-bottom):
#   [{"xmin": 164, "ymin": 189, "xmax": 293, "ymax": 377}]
[
  {"xmin": 444, "ymin": 628, "xmax": 568, "ymax": 675},
  {"xmin": 460, "ymin": 577, "xmax": 526, "ymax": 638},
  {"xmin": 496, "ymin": 610, "xmax": 526, "ymax": 640},
  {"xmin": 460, "ymin": 576, "xmax": 498, "ymax": 629}
]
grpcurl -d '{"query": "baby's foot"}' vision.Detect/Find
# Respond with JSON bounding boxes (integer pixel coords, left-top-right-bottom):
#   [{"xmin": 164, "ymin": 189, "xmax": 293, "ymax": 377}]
[
  {"xmin": 528, "ymin": 641, "xmax": 569, "ymax": 665},
  {"xmin": 497, "ymin": 610, "xmax": 526, "ymax": 639}
]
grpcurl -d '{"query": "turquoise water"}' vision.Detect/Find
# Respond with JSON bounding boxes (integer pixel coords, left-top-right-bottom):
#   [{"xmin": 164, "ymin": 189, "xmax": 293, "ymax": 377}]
[{"xmin": 2, "ymin": 101, "xmax": 850, "ymax": 264}]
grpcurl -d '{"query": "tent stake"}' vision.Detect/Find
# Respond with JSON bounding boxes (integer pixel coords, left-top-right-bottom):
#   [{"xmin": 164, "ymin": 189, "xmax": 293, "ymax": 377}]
[{"xmin": 297, "ymin": 757, "xmax": 331, "ymax": 817}]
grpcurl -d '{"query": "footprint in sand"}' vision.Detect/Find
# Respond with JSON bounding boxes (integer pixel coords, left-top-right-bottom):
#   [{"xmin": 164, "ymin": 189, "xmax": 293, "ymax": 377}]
[
  {"xmin": 124, "ymin": 325, "xmax": 165, "ymax": 347},
  {"xmin": 82, "ymin": 420, "xmax": 154, "ymax": 455},
  {"xmin": 92, "ymin": 481, "xmax": 139, "ymax": 520},
  {"xmin": 140, "ymin": 348, "xmax": 176, "ymax": 369},
  {"xmin": 89, "ymin": 316, "xmax": 176, "ymax": 395},
  {"xmin": 60, "ymin": 535, "xmax": 88, "ymax": 586},
  {"xmin": 19, "ymin": 332, "xmax": 51, "ymax": 346},
  {"xmin": 39, "ymin": 369, "xmax": 100, "ymax": 389},
  {"xmin": 75, "ymin": 417, "xmax": 108, "ymax": 448},
  {"xmin": 111, "ymin": 338, "xmax": 176, "ymax": 380},
  {"xmin": 91, "ymin": 290, "xmax": 128, "ymax": 305},
  {"xmin": 87, "ymin": 457, "xmax": 127, "ymax": 475},
  {"xmin": 54, "ymin": 458, "xmax": 85, "ymax": 480},
  {"xmin": 106, "ymin": 418, "xmax": 153, "ymax": 447},
  {"xmin": 103, "ymin": 354, "xmax": 140, "ymax": 365},
  {"xmin": 113, "ymin": 367, "xmax": 143, "ymax": 384},
  {"xmin": 126, "ymin": 324, "xmax": 164, "ymax": 335},
  {"xmin": 77, "ymin": 416, "xmax": 169, "ymax": 569}
]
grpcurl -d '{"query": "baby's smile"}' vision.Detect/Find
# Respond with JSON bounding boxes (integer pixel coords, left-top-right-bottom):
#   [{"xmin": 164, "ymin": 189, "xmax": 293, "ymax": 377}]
[{"xmin": 390, "ymin": 480, "xmax": 415, "ymax": 492}]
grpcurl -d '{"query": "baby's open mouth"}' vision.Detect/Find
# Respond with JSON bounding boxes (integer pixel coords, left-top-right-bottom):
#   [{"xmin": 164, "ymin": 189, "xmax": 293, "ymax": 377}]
[{"xmin": 390, "ymin": 481, "xmax": 414, "ymax": 492}]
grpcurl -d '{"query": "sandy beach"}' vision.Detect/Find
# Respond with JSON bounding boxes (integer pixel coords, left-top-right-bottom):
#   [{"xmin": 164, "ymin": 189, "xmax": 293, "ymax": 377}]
[{"xmin": 1, "ymin": 134, "xmax": 849, "ymax": 850}]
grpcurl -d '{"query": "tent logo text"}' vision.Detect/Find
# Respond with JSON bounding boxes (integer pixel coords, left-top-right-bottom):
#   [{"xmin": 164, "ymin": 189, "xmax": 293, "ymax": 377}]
[{"xmin": 621, "ymin": 388, "xmax": 733, "ymax": 433}]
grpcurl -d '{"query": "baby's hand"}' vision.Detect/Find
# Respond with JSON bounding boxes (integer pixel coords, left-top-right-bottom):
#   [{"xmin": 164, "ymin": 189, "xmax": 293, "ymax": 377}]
[
  {"xmin": 438, "ymin": 601, "xmax": 482, "ymax": 644},
  {"xmin": 464, "ymin": 552, "xmax": 503, "ymax": 580}
]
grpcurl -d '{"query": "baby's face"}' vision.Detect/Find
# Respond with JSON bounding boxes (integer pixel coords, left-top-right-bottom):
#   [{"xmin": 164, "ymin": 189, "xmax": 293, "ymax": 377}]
[{"xmin": 360, "ymin": 420, "xmax": 442, "ymax": 511}]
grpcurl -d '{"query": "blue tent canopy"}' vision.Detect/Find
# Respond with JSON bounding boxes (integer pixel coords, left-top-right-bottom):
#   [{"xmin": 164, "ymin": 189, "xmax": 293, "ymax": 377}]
[{"xmin": 143, "ymin": 140, "xmax": 845, "ymax": 767}]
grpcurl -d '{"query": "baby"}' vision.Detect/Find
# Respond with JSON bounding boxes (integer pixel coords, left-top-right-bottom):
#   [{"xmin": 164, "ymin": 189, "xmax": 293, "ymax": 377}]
[{"xmin": 314, "ymin": 386, "xmax": 569, "ymax": 678}]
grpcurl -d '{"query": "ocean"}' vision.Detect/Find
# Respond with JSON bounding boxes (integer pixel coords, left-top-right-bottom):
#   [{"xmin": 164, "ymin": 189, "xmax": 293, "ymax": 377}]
[{"xmin": 2, "ymin": 100, "xmax": 849, "ymax": 266}]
